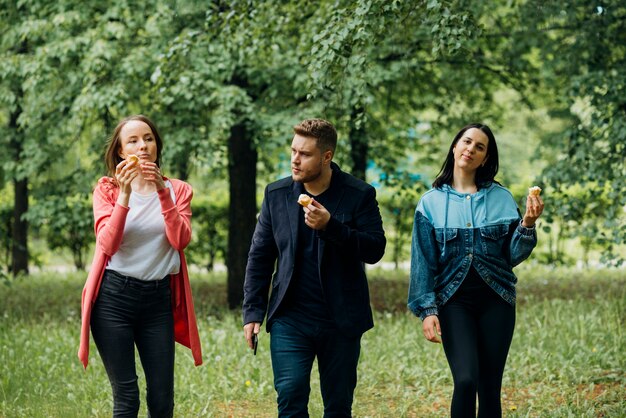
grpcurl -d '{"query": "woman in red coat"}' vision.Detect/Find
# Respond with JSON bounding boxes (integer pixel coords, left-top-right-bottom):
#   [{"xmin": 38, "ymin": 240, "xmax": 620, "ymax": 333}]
[{"xmin": 78, "ymin": 115, "xmax": 202, "ymax": 417}]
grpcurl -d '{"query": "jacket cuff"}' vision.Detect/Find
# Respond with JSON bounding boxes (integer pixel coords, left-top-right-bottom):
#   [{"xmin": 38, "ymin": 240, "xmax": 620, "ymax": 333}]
[
  {"xmin": 419, "ymin": 308, "xmax": 439, "ymax": 321},
  {"xmin": 243, "ymin": 311, "xmax": 265, "ymax": 327},
  {"xmin": 516, "ymin": 220, "xmax": 536, "ymax": 236}
]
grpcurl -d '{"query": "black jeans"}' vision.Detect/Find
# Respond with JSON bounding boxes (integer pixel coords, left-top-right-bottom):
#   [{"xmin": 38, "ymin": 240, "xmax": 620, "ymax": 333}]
[
  {"xmin": 270, "ymin": 317, "xmax": 361, "ymax": 418},
  {"xmin": 439, "ymin": 269, "xmax": 515, "ymax": 418},
  {"xmin": 91, "ymin": 270, "xmax": 175, "ymax": 418}
]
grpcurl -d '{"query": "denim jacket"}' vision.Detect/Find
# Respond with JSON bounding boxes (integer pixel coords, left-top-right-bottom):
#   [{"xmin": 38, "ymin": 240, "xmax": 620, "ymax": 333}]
[{"xmin": 408, "ymin": 184, "xmax": 537, "ymax": 320}]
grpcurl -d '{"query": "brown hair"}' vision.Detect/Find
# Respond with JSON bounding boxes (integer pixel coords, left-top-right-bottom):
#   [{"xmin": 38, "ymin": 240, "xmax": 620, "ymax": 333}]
[
  {"xmin": 293, "ymin": 118, "xmax": 337, "ymax": 153},
  {"xmin": 104, "ymin": 115, "xmax": 163, "ymax": 177}
]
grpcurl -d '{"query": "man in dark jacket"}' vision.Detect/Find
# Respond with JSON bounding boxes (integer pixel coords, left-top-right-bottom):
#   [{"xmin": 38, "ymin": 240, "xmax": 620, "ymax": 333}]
[{"xmin": 242, "ymin": 118, "xmax": 386, "ymax": 417}]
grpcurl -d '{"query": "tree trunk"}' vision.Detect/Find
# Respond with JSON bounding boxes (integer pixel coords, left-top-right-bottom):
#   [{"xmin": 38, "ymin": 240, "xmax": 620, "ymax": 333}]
[
  {"xmin": 9, "ymin": 102, "xmax": 28, "ymax": 276},
  {"xmin": 393, "ymin": 208, "xmax": 402, "ymax": 270},
  {"xmin": 11, "ymin": 179, "xmax": 28, "ymax": 276},
  {"xmin": 348, "ymin": 106, "xmax": 368, "ymax": 180},
  {"xmin": 226, "ymin": 121, "xmax": 258, "ymax": 309},
  {"xmin": 174, "ymin": 154, "xmax": 190, "ymax": 182}
]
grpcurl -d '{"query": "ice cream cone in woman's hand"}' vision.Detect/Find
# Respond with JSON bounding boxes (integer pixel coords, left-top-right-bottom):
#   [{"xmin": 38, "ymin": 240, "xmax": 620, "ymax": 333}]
[
  {"xmin": 528, "ymin": 186, "xmax": 542, "ymax": 197},
  {"xmin": 126, "ymin": 154, "xmax": 139, "ymax": 167}
]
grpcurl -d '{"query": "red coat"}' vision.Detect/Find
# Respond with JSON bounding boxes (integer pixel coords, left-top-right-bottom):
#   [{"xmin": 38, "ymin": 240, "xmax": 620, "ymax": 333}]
[{"xmin": 78, "ymin": 177, "xmax": 202, "ymax": 368}]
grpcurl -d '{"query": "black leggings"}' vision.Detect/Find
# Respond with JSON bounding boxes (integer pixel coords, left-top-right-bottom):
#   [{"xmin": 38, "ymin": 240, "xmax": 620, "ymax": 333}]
[
  {"xmin": 439, "ymin": 269, "xmax": 515, "ymax": 418},
  {"xmin": 91, "ymin": 270, "xmax": 175, "ymax": 418}
]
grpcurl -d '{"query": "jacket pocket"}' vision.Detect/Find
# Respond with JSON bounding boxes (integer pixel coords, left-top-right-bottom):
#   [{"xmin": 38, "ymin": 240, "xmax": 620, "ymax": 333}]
[
  {"xmin": 435, "ymin": 228, "xmax": 459, "ymax": 257},
  {"xmin": 480, "ymin": 224, "xmax": 509, "ymax": 257}
]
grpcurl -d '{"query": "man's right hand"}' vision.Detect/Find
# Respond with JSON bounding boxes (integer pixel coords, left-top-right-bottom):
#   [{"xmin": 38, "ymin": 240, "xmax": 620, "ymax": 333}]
[{"xmin": 244, "ymin": 322, "xmax": 261, "ymax": 350}]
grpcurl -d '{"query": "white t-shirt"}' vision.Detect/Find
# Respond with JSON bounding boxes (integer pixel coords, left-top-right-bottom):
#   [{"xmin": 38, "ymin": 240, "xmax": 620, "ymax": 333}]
[{"xmin": 107, "ymin": 181, "xmax": 181, "ymax": 281}]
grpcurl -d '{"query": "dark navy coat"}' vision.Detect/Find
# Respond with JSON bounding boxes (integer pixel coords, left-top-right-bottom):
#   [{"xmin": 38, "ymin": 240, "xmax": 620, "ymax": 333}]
[{"xmin": 242, "ymin": 163, "xmax": 386, "ymax": 337}]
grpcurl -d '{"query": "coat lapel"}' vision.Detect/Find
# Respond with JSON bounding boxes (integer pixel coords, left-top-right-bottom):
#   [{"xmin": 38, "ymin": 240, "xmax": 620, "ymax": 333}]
[
  {"xmin": 319, "ymin": 166, "xmax": 346, "ymax": 218},
  {"xmin": 317, "ymin": 165, "xmax": 346, "ymax": 268},
  {"xmin": 287, "ymin": 181, "xmax": 303, "ymax": 257}
]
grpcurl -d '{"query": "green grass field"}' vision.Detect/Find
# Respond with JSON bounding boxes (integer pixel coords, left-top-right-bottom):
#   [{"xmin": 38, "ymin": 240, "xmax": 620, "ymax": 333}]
[{"xmin": 1, "ymin": 266, "xmax": 624, "ymax": 417}]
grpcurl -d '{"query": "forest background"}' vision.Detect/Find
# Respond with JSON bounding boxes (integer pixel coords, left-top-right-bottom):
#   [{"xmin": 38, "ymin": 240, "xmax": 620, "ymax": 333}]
[
  {"xmin": 1, "ymin": 0, "xmax": 625, "ymax": 296},
  {"xmin": 1, "ymin": 1, "xmax": 625, "ymax": 417}
]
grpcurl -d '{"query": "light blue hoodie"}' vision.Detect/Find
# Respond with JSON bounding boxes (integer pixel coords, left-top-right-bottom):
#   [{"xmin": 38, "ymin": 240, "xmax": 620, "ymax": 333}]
[
  {"xmin": 408, "ymin": 183, "xmax": 538, "ymax": 320},
  {"xmin": 418, "ymin": 183, "xmax": 521, "ymax": 256}
]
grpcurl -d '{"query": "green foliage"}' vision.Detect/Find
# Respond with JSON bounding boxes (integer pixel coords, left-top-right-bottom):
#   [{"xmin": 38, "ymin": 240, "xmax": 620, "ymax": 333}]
[
  {"xmin": 504, "ymin": 1, "xmax": 626, "ymax": 263},
  {"xmin": 24, "ymin": 169, "xmax": 94, "ymax": 271},
  {"xmin": 187, "ymin": 195, "xmax": 229, "ymax": 272},
  {"xmin": 0, "ymin": 0, "xmax": 624, "ymax": 271},
  {"xmin": 302, "ymin": 0, "xmax": 492, "ymax": 175},
  {"xmin": 378, "ymin": 171, "xmax": 428, "ymax": 269},
  {"xmin": 538, "ymin": 183, "xmax": 617, "ymax": 266},
  {"xmin": 26, "ymin": 194, "xmax": 93, "ymax": 270},
  {"xmin": 148, "ymin": 1, "xmax": 310, "ymax": 179}
]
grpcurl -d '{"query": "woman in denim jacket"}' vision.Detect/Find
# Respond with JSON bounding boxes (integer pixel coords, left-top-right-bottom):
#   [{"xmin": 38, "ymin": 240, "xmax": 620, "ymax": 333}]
[{"xmin": 408, "ymin": 123, "xmax": 544, "ymax": 417}]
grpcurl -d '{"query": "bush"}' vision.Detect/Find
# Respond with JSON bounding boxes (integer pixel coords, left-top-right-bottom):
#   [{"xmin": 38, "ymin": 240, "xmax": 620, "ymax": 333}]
[
  {"xmin": 26, "ymin": 194, "xmax": 93, "ymax": 271},
  {"xmin": 187, "ymin": 196, "xmax": 229, "ymax": 271}
]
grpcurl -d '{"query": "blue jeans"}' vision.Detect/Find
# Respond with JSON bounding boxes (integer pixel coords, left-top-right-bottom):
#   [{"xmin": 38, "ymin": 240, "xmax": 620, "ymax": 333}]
[
  {"xmin": 270, "ymin": 317, "xmax": 361, "ymax": 417},
  {"xmin": 91, "ymin": 270, "xmax": 174, "ymax": 418}
]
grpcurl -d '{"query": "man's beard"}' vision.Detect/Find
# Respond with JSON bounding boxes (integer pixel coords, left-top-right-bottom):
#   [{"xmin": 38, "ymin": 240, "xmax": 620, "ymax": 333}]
[{"xmin": 292, "ymin": 160, "xmax": 323, "ymax": 183}]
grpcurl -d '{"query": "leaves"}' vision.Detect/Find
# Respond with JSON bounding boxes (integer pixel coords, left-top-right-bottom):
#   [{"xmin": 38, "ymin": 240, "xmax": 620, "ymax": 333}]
[
  {"xmin": 0, "ymin": 0, "xmax": 623, "ymax": 270},
  {"xmin": 516, "ymin": 0, "xmax": 626, "ymax": 263}
]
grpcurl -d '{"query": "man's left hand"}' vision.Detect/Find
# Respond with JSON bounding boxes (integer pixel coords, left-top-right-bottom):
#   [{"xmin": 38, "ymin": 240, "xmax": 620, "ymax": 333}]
[{"xmin": 303, "ymin": 199, "xmax": 331, "ymax": 230}]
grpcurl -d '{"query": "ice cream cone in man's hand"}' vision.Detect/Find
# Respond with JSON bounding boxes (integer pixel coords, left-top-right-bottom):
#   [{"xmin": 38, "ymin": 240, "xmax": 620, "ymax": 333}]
[{"xmin": 298, "ymin": 194, "xmax": 312, "ymax": 207}]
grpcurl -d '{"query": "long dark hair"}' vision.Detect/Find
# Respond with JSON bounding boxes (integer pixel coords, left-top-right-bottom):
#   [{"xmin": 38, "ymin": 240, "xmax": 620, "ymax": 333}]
[
  {"xmin": 432, "ymin": 123, "xmax": 499, "ymax": 190},
  {"xmin": 104, "ymin": 115, "xmax": 163, "ymax": 178}
]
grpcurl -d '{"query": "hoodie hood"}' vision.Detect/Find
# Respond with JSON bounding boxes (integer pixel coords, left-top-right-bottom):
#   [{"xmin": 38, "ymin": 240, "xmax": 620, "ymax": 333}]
[
  {"xmin": 417, "ymin": 183, "xmax": 520, "ymax": 256},
  {"xmin": 417, "ymin": 183, "xmax": 520, "ymax": 231}
]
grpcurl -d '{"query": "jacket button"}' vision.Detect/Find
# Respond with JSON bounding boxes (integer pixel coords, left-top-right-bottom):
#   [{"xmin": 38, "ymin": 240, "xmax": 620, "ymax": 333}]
[
  {"xmin": 466, "ymin": 195, "xmax": 471, "ymax": 200},
  {"xmin": 466, "ymin": 222, "xmax": 472, "ymax": 227}
]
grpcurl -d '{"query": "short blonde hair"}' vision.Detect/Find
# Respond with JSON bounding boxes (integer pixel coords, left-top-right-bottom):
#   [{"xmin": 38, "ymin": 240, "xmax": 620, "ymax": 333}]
[{"xmin": 293, "ymin": 118, "xmax": 337, "ymax": 153}]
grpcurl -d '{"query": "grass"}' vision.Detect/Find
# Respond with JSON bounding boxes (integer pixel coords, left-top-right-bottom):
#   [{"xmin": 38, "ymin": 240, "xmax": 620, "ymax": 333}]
[{"xmin": 0, "ymin": 266, "xmax": 624, "ymax": 417}]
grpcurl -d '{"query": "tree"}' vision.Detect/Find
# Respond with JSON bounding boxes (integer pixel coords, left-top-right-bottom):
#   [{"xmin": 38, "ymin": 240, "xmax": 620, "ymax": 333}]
[
  {"xmin": 301, "ymin": 0, "xmax": 526, "ymax": 184},
  {"xmin": 378, "ymin": 171, "xmax": 428, "ymax": 269},
  {"xmin": 147, "ymin": 1, "xmax": 306, "ymax": 308},
  {"xmin": 502, "ymin": 1, "xmax": 626, "ymax": 264},
  {"xmin": 187, "ymin": 196, "xmax": 228, "ymax": 272},
  {"xmin": 3, "ymin": 0, "xmax": 622, "ymax": 293},
  {"xmin": 0, "ymin": 0, "xmax": 177, "ymax": 274},
  {"xmin": 0, "ymin": 2, "xmax": 79, "ymax": 275}
]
